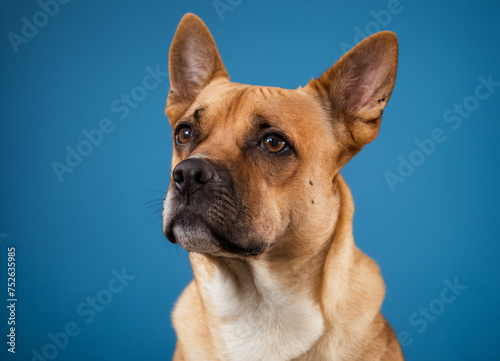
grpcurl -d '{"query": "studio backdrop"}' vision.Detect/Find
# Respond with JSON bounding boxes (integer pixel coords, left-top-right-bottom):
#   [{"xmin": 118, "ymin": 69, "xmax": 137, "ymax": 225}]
[{"xmin": 0, "ymin": 1, "xmax": 499, "ymax": 360}]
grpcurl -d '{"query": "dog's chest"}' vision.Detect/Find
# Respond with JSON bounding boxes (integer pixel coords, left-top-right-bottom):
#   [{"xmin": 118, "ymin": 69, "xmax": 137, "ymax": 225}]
[{"xmin": 197, "ymin": 261, "xmax": 325, "ymax": 361}]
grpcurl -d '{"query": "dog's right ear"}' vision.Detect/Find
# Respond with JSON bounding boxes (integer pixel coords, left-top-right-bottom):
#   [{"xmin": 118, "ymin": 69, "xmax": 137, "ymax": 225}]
[{"xmin": 166, "ymin": 13, "xmax": 229, "ymax": 123}]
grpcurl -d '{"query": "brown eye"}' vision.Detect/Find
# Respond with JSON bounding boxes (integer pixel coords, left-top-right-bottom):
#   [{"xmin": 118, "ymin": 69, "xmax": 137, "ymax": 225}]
[
  {"xmin": 176, "ymin": 126, "xmax": 193, "ymax": 144},
  {"xmin": 263, "ymin": 135, "xmax": 287, "ymax": 153}
]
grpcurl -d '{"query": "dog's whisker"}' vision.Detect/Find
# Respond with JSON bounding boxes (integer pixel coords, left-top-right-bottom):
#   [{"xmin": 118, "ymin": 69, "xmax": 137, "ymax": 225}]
[
  {"xmin": 146, "ymin": 189, "xmax": 168, "ymax": 194},
  {"xmin": 145, "ymin": 200, "xmax": 164, "ymax": 209}
]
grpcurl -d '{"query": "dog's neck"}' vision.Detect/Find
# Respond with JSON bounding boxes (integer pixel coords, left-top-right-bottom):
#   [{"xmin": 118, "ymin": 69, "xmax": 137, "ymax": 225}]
[
  {"xmin": 189, "ymin": 254, "xmax": 328, "ymax": 361},
  {"xmin": 188, "ymin": 175, "xmax": 380, "ymax": 360}
]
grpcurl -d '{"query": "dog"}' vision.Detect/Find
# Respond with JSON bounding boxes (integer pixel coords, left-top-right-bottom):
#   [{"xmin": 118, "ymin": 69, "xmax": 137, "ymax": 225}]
[{"xmin": 162, "ymin": 13, "xmax": 404, "ymax": 361}]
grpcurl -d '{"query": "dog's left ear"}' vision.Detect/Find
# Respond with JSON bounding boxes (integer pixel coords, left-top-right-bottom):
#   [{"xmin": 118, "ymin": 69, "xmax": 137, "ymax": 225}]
[
  {"xmin": 166, "ymin": 13, "xmax": 229, "ymax": 123},
  {"xmin": 307, "ymin": 31, "xmax": 398, "ymax": 149}
]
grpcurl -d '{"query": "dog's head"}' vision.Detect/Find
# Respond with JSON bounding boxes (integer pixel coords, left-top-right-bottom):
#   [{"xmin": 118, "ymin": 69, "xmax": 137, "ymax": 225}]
[{"xmin": 162, "ymin": 14, "xmax": 398, "ymax": 257}]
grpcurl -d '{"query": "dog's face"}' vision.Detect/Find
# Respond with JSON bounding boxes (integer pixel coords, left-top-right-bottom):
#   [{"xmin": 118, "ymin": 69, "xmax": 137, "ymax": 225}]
[
  {"xmin": 163, "ymin": 14, "xmax": 398, "ymax": 257},
  {"xmin": 163, "ymin": 81, "xmax": 339, "ymax": 256}
]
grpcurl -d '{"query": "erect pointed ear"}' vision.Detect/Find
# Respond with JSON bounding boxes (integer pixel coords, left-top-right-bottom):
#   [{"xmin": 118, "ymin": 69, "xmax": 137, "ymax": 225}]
[
  {"xmin": 166, "ymin": 13, "xmax": 229, "ymax": 123},
  {"xmin": 307, "ymin": 31, "xmax": 398, "ymax": 148}
]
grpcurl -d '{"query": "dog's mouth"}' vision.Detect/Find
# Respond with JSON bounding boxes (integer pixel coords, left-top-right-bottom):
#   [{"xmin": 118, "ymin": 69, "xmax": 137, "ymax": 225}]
[
  {"xmin": 165, "ymin": 218, "xmax": 221, "ymax": 254},
  {"xmin": 164, "ymin": 211, "xmax": 267, "ymax": 257},
  {"xmin": 164, "ymin": 216, "xmax": 266, "ymax": 256}
]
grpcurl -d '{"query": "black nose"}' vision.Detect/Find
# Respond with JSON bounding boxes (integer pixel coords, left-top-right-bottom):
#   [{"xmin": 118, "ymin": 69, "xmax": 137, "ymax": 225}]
[{"xmin": 172, "ymin": 158, "xmax": 214, "ymax": 196}]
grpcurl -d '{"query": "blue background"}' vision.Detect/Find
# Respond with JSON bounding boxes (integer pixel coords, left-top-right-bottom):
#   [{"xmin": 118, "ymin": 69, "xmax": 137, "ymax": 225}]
[{"xmin": 1, "ymin": 1, "xmax": 499, "ymax": 360}]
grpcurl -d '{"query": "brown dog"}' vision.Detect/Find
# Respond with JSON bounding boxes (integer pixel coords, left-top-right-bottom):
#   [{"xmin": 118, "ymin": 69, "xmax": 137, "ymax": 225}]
[{"xmin": 162, "ymin": 13, "xmax": 404, "ymax": 361}]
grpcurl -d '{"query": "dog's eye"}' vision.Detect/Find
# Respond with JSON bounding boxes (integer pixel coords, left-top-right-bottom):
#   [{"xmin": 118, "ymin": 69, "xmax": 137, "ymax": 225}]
[
  {"xmin": 176, "ymin": 126, "xmax": 193, "ymax": 145},
  {"xmin": 262, "ymin": 135, "xmax": 287, "ymax": 153}
]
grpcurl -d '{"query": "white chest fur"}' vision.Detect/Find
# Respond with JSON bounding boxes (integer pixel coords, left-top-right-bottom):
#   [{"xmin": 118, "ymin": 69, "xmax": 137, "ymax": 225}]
[{"xmin": 196, "ymin": 258, "xmax": 325, "ymax": 361}]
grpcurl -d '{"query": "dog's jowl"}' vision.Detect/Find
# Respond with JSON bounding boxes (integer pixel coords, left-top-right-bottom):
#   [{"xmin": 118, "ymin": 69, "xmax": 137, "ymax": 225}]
[{"xmin": 162, "ymin": 13, "xmax": 404, "ymax": 361}]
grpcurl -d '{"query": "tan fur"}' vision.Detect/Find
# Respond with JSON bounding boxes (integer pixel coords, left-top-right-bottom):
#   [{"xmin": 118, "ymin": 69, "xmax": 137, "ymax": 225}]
[{"xmin": 164, "ymin": 13, "xmax": 404, "ymax": 361}]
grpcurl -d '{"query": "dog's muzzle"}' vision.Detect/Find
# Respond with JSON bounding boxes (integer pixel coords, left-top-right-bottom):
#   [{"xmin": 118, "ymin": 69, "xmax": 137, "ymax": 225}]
[{"xmin": 163, "ymin": 157, "xmax": 267, "ymax": 256}]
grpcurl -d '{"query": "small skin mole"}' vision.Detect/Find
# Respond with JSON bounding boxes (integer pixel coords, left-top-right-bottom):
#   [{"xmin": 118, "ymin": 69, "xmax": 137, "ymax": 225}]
[
  {"xmin": 309, "ymin": 181, "xmax": 313, "ymax": 186},
  {"xmin": 311, "ymin": 200, "xmax": 315, "ymax": 204}
]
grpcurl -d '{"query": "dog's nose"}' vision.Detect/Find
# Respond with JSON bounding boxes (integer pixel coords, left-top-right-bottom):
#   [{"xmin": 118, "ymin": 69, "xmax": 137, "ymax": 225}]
[{"xmin": 172, "ymin": 158, "xmax": 215, "ymax": 196}]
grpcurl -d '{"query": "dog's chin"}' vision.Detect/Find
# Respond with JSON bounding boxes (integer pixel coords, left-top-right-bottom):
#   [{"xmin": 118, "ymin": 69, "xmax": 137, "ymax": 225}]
[
  {"xmin": 164, "ymin": 218, "xmax": 268, "ymax": 257},
  {"xmin": 170, "ymin": 223, "xmax": 222, "ymax": 254}
]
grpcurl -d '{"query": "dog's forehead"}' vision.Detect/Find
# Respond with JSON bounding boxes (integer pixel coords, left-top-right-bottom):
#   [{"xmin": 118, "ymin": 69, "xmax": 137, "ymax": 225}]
[
  {"xmin": 193, "ymin": 81, "xmax": 327, "ymax": 133},
  {"xmin": 198, "ymin": 81, "xmax": 314, "ymax": 114}
]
